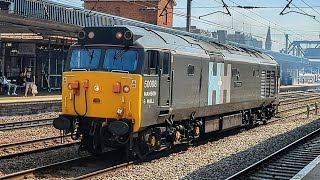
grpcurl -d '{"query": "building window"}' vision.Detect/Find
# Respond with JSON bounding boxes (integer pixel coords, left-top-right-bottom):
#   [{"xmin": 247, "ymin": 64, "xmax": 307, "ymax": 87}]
[
  {"xmin": 163, "ymin": 9, "xmax": 168, "ymax": 25},
  {"xmin": 115, "ymin": 7, "xmax": 120, "ymax": 16}
]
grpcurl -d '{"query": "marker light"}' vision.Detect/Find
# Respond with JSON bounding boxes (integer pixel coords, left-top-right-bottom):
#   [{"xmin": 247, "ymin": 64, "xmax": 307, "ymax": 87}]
[
  {"xmin": 88, "ymin": 32, "xmax": 95, "ymax": 39},
  {"xmin": 113, "ymin": 82, "xmax": 121, "ymax": 93},
  {"xmin": 116, "ymin": 32, "xmax": 123, "ymax": 39},
  {"xmin": 123, "ymin": 85, "xmax": 130, "ymax": 93},
  {"xmin": 68, "ymin": 81, "xmax": 79, "ymax": 90},
  {"xmin": 94, "ymin": 84, "xmax": 100, "ymax": 92}
]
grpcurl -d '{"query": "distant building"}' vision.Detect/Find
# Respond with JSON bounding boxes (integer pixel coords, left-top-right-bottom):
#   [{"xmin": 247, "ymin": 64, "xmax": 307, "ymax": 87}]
[
  {"xmin": 83, "ymin": 0, "xmax": 176, "ymax": 27},
  {"xmin": 245, "ymin": 35, "xmax": 263, "ymax": 49},
  {"xmin": 265, "ymin": 26, "xmax": 272, "ymax": 50},
  {"xmin": 217, "ymin": 30, "xmax": 227, "ymax": 44},
  {"xmin": 228, "ymin": 31, "xmax": 245, "ymax": 44},
  {"xmin": 211, "ymin": 30, "xmax": 262, "ymax": 49},
  {"xmin": 173, "ymin": 26, "xmax": 211, "ymax": 36}
]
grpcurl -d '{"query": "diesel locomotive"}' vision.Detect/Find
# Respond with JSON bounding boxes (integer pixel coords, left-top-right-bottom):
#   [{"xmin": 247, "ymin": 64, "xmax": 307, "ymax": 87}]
[{"xmin": 53, "ymin": 26, "xmax": 280, "ymax": 157}]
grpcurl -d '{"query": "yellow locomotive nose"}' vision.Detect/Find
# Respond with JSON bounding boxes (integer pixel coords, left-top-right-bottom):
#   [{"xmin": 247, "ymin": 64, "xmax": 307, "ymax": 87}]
[{"xmin": 62, "ymin": 71, "xmax": 142, "ymax": 132}]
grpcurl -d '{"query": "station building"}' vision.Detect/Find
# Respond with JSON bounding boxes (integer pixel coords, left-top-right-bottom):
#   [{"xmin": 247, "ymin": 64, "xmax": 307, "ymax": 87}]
[
  {"xmin": 0, "ymin": 35, "xmax": 75, "ymax": 90},
  {"xmin": 0, "ymin": 0, "xmax": 175, "ymax": 93},
  {"xmin": 83, "ymin": 0, "xmax": 176, "ymax": 27}
]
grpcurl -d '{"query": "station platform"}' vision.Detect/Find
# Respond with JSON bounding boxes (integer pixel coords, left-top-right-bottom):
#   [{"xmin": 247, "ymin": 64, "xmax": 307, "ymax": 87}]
[
  {"xmin": 292, "ymin": 155, "xmax": 320, "ymax": 180},
  {"xmin": 0, "ymin": 90, "xmax": 61, "ymax": 104},
  {"xmin": 280, "ymin": 84, "xmax": 320, "ymax": 92}
]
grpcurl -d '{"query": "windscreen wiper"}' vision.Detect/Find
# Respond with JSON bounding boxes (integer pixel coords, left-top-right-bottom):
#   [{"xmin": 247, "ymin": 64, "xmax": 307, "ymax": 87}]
[
  {"xmin": 83, "ymin": 46, "xmax": 94, "ymax": 64},
  {"xmin": 113, "ymin": 48, "xmax": 128, "ymax": 60}
]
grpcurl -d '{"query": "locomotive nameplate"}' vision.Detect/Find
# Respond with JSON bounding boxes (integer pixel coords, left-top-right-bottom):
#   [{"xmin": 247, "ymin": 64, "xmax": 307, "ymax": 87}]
[{"xmin": 143, "ymin": 79, "xmax": 158, "ymax": 105}]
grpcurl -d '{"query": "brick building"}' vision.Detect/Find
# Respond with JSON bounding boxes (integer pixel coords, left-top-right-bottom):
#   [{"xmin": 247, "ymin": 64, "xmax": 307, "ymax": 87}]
[{"xmin": 84, "ymin": 0, "xmax": 176, "ymax": 27}]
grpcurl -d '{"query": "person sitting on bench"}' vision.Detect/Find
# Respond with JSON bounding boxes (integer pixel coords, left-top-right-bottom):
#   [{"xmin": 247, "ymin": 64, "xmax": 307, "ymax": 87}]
[{"xmin": 0, "ymin": 73, "xmax": 18, "ymax": 96}]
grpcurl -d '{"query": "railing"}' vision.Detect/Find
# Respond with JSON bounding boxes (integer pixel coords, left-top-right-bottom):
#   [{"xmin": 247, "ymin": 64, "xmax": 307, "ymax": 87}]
[{"xmin": 7, "ymin": 0, "xmax": 218, "ymax": 43}]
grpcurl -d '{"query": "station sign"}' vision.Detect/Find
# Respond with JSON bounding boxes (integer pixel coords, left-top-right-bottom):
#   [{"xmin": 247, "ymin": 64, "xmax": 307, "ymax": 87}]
[{"xmin": 18, "ymin": 43, "xmax": 36, "ymax": 56}]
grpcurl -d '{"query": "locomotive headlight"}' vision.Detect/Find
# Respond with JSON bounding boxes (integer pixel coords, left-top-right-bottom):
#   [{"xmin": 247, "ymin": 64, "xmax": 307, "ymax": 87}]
[
  {"xmin": 78, "ymin": 30, "xmax": 86, "ymax": 39},
  {"xmin": 123, "ymin": 85, "xmax": 130, "ymax": 93},
  {"xmin": 94, "ymin": 84, "xmax": 100, "ymax": 92}
]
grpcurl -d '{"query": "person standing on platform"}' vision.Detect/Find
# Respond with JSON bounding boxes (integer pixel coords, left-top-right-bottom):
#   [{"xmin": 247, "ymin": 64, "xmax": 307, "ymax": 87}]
[{"xmin": 24, "ymin": 67, "xmax": 35, "ymax": 97}]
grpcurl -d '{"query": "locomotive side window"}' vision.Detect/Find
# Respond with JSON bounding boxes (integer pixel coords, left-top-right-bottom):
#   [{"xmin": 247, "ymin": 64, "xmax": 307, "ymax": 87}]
[
  {"xmin": 224, "ymin": 64, "xmax": 228, "ymax": 76},
  {"xmin": 188, "ymin": 65, "xmax": 195, "ymax": 76},
  {"xmin": 232, "ymin": 68, "xmax": 238, "ymax": 76},
  {"xmin": 162, "ymin": 52, "xmax": 170, "ymax": 75},
  {"xmin": 146, "ymin": 50, "xmax": 159, "ymax": 75},
  {"xmin": 212, "ymin": 63, "xmax": 217, "ymax": 76}
]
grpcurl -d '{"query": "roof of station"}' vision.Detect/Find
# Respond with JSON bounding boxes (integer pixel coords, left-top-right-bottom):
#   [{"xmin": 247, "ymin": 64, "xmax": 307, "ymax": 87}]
[{"xmin": 0, "ymin": 12, "xmax": 80, "ymax": 38}]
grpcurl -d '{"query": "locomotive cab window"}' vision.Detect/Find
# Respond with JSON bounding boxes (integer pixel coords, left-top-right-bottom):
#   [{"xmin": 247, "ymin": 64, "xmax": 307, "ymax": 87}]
[
  {"xmin": 103, "ymin": 48, "xmax": 138, "ymax": 72},
  {"xmin": 187, "ymin": 65, "xmax": 195, "ymax": 76},
  {"xmin": 70, "ymin": 48, "xmax": 101, "ymax": 69}
]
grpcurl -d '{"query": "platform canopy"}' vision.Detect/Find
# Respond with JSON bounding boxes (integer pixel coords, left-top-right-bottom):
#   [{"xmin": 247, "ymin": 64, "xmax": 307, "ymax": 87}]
[{"xmin": 0, "ymin": 12, "xmax": 80, "ymax": 38}]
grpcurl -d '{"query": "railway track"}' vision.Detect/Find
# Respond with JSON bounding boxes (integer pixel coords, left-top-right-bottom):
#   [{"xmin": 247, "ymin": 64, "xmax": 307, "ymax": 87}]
[
  {"xmin": 0, "ymin": 118, "xmax": 53, "ymax": 131},
  {"xmin": 0, "ymin": 135, "xmax": 78, "ymax": 159},
  {"xmin": 226, "ymin": 128, "xmax": 320, "ymax": 180},
  {"xmin": 0, "ymin": 91, "xmax": 318, "ymax": 179},
  {"xmin": 0, "ymin": 150, "xmax": 130, "ymax": 180},
  {"xmin": 280, "ymin": 96, "xmax": 320, "ymax": 106}
]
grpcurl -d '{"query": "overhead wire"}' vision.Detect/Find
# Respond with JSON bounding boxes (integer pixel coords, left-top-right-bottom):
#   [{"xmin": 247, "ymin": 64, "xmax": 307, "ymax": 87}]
[
  {"xmin": 174, "ymin": 5, "xmax": 320, "ymax": 10},
  {"xmin": 285, "ymin": 0, "xmax": 320, "ymax": 23},
  {"xmin": 194, "ymin": 0, "xmax": 295, "ymax": 43},
  {"xmin": 300, "ymin": 0, "xmax": 320, "ymax": 16},
  {"xmin": 173, "ymin": 9, "xmax": 287, "ymax": 46},
  {"xmin": 224, "ymin": 0, "xmax": 314, "ymax": 41},
  {"xmin": 49, "ymin": 0, "xmax": 316, "ymax": 44}
]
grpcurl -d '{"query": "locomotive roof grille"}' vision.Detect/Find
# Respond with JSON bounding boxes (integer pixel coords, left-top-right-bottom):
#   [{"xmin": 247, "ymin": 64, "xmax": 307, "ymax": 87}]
[{"xmin": 77, "ymin": 27, "xmax": 140, "ymax": 46}]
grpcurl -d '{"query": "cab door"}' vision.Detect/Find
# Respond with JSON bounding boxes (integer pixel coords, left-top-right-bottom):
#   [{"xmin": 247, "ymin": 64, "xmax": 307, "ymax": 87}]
[{"xmin": 158, "ymin": 52, "xmax": 171, "ymax": 107}]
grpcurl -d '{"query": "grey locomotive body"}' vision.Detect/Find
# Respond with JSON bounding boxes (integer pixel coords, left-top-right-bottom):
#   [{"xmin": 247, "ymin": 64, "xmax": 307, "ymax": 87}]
[{"xmin": 137, "ymin": 26, "xmax": 279, "ymax": 134}]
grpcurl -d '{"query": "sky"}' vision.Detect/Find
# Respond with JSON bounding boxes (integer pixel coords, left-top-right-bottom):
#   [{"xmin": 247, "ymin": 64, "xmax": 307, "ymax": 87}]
[{"xmin": 54, "ymin": 0, "xmax": 320, "ymax": 51}]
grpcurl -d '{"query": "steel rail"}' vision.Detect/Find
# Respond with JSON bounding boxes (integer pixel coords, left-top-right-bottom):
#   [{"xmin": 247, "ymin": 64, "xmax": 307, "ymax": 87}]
[
  {"xmin": 0, "ymin": 118, "xmax": 54, "ymax": 131},
  {"xmin": 73, "ymin": 162, "xmax": 134, "ymax": 180},
  {"xmin": 226, "ymin": 127, "xmax": 320, "ymax": 180},
  {"xmin": 0, "ymin": 156, "xmax": 91, "ymax": 180},
  {"xmin": 0, "ymin": 135, "xmax": 78, "ymax": 159},
  {"xmin": 0, "ymin": 149, "xmax": 126, "ymax": 180},
  {"xmin": 280, "ymin": 96, "xmax": 320, "ymax": 106},
  {"xmin": 280, "ymin": 93, "xmax": 320, "ymax": 102},
  {"xmin": 278, "ymin": 104, "xmax": 314, "ymax": 113}
]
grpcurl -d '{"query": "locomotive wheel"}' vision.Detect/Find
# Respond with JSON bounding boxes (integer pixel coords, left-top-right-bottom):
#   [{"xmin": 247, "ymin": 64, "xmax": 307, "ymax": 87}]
[{"xmin": 134, "ymin": 133, "xmax": 153, "ymax": 159}]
